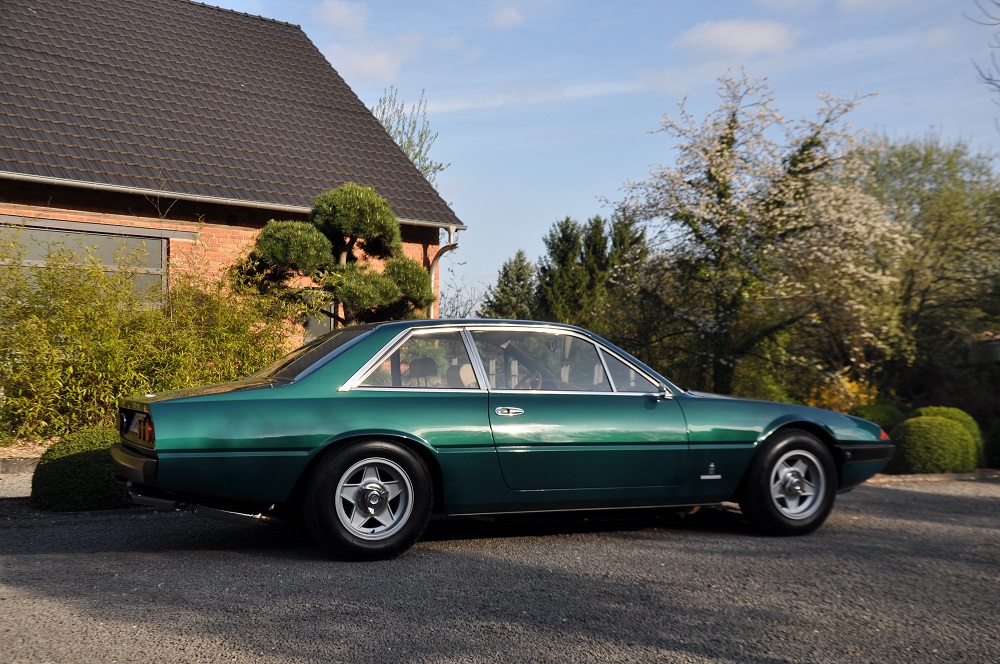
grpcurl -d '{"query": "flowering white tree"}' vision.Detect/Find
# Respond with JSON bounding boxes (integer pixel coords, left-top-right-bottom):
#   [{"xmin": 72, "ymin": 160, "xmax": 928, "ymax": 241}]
[{"xmin": 625, "ymin": 72, "xmax": 906, "ymax": 394}]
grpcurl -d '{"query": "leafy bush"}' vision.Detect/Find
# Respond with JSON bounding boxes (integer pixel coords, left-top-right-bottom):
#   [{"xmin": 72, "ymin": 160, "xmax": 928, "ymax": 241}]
[
  {"xmin": 804, "ymin": 374, "xmax": 878, "ymax": 414},
  {"xmin": 887, "ymin": 416, "xmax": 976, "ymax": 474},
  {"xmin": 0, "ymin": 233, "xmax": 294, "ymax": 440},
  {"xmin": 30, "ymin": 427, "xmax": 130, "ymax": 511},
  {"xmin": 984, "ymin": 420, "xmax": 1000, "ymax": 469},
  {"xmin": 850, "ymin": 404, "xmax": 906, "ymax": 431},
  {"xmin": 910, "ymin": 406, "xmax": 983, "ymax": 467}
]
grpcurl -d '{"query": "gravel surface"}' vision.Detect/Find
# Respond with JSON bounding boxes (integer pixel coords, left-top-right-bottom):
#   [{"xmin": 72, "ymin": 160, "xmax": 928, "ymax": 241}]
[
  {"xmin": 0, "ymin": 472, "xmax": 32, "ymax": 498},
  {"xmin": 1, "ymin": 475, "xmax": 998, "ymax": 663}
]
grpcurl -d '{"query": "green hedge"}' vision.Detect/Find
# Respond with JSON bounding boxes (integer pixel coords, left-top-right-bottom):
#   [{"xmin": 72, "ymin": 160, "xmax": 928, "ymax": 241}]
[
  {"xmin": 31, "ymin": 428, "xmax": 131, "ymax": 511},
  {"xmin": 887, "ymin": 416, "xmax": 977, "ymax": 474},
  {"xmin": 0, "ymin": 233, "xmax": 295, "ymax": 440},
  {"xmin": 910, "ymin": 406, "xmax": 983, "ymax": 466}
]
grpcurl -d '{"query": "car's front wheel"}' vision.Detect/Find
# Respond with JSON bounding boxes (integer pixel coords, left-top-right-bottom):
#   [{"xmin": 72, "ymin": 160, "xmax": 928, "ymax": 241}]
[
  {"xmin": 303, "ymin": 440, "xmax": 433, "ymax": 560},
  {"xmin": 738, "ymin": 429, "xmax": 835, "ymax": 536}
]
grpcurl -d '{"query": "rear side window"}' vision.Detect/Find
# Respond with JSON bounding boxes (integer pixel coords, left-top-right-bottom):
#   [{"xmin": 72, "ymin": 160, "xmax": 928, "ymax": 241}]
[{"xmin": 358, "ymin": 332, "xmax": 480, "ymax": 389}]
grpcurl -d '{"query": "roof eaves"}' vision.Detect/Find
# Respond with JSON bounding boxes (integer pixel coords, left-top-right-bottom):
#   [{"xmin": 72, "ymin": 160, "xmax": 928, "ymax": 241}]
[{"xmin": 0, "ymin": 170, "xmax": 468, "ymax": 230}]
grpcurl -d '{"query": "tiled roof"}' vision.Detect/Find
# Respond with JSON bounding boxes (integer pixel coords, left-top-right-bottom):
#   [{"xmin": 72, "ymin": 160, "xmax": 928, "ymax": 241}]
[{"xmin": 0, "ymin": 0, "xmax": 463, "ymax": 228}]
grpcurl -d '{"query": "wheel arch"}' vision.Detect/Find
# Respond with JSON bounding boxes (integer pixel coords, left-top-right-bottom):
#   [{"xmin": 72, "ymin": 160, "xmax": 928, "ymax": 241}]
[
  {"xmin": 286, "ymin": 432, "xmax": 445, "ymax": 513},
  {"xmin": 761, "ymin": 419, "xmax": 840, "ymax": 483}
]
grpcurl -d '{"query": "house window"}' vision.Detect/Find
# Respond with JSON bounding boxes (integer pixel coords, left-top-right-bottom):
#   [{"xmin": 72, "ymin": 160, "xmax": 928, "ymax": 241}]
[{"xmin": 0, "ymin": 216, "xmax": 193, "ymax": 291}]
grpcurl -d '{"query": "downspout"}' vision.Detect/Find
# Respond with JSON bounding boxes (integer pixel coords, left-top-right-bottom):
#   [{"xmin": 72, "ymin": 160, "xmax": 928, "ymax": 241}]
[{"xmin": 428, "ymin": 225, "xmax": 459, "ymax": 318}]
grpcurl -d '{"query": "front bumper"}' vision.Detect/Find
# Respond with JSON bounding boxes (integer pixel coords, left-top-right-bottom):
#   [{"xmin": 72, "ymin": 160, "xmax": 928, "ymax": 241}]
[{"xmin": 834, "ymin": 441, "xmax": 895, "ymax": 491}]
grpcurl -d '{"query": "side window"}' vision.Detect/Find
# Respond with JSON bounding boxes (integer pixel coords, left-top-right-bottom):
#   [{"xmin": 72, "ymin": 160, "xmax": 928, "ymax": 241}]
[
  {"xmin": 471, "ymin": 330, "xmax": 611, "ymax": 392},
  {"xmin": 601, "ymin": 350, "xmax": 659, "ymax": 393},
  {"xmin": 358, "ymin": 331, "xmax": 479, "ymax": 389}
]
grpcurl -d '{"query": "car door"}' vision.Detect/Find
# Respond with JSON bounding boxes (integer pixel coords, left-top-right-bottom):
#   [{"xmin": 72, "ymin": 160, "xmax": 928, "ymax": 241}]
[{"xmin": 470, "ymin": 328, "xmax": 688, "ymax": 491}]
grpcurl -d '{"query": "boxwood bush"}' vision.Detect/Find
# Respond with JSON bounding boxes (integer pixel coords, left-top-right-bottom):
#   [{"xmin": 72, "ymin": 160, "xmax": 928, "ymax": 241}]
[
  {"xmin": 850, "ymin": 404, "xmax": 906, "ymax": 431},
  {"xmin": 31, "ymin": 427, "xmax": 131, "ymax": 511},
  {"xmin": 910, "ymin": 406, "xmax": 983, "ymax": 467},
  {"xmin": 887, "ymin": 416, "xmax": 977, "ymax": 474}
]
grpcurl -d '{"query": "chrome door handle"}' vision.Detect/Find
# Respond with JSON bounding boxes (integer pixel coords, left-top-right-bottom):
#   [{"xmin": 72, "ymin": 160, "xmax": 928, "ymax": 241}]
[{"xmin": 495, "ymin": 407, "xmax": 524, "ymax": 417}]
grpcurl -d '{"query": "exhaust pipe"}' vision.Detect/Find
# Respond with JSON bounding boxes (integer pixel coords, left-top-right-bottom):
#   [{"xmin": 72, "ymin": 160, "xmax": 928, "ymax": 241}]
[{"xmin": 126, "ymin": 483, "xmax": 279, "ymax": 526}]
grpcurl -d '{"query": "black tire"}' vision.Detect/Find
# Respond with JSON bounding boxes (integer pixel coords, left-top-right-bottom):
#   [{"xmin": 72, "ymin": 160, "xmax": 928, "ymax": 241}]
[
  {"xmin": 738, "ymin": 429, "xmax": 836, "ymax": 536},
  {"xmin": 303, "ymin": 440, "xmax": 433, "ymax": 560}
]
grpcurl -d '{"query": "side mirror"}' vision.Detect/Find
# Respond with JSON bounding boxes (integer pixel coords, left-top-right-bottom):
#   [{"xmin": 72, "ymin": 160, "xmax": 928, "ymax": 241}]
[{"xmin": 656, "ymin": 383, "xmax": 673, "ymax": 401}]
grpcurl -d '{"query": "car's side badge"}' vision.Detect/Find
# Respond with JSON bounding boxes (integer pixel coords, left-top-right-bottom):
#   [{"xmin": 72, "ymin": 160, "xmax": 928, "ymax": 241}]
[{"xmin": 700, "ymin": 462, "xmax": 722, "ymax": 480}]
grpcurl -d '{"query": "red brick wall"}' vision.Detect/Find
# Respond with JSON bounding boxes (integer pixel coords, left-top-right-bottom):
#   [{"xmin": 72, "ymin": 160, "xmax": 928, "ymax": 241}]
[{"xmin": 0, "ymin": 182, "xmax": 441, "ymax": 303}]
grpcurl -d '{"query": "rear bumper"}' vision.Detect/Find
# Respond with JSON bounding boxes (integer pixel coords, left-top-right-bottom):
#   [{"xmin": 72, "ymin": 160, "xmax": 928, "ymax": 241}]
[{"xmin": 110, "ymin": 442, "xmax": 157, "ymax": 485}]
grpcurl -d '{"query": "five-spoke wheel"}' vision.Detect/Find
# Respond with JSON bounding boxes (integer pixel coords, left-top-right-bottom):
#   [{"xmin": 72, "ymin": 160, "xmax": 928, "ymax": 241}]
[
  {"xmin": 739, "ymin": 429, "xmax": 836, "ymax": 535},
  {"xmin": 303, "ymin": 440, "xmax": 432, "ymax": 560}
]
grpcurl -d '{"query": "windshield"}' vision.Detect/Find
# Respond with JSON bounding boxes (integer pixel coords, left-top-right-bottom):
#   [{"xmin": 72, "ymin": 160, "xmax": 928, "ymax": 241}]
[{"xmin": 250, "ymin": 326, "xmax": 374, "ymax": 382}]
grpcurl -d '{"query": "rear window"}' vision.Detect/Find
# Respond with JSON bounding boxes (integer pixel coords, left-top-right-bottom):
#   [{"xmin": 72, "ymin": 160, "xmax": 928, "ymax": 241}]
[{"xmin": 251, "ymin": 327, "xmax": 373, "ymax": 382}]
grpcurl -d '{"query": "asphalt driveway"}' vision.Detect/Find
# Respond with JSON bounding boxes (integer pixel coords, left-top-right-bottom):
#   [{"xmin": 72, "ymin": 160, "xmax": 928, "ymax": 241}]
[{"xmin": 1, "ymin": 474, "xmax": 998, "ymax": 663}]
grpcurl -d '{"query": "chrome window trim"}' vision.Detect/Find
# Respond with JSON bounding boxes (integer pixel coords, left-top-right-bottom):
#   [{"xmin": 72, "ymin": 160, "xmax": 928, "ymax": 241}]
[{"xmin": 341, "ymin": 323, "xmax": 671, "ymax": 397}]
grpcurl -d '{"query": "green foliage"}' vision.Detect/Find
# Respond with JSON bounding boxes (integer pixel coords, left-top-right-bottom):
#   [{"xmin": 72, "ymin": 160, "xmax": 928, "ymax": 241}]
[
  {"xmin": 910, "ymin": 406, "xmax": 983, "ymax": 466},
  {"xmin": 254, "ymin": 221, "xmax": 332, "ymax": 276},
  {"xmin": 0, "ymin": 235, "xmax": 292, "ymax": 440},
  {"xmin": 30, "ymin": 427, "xmax": 130, "ymax": 511},
  {"xmin": 310, "ymin": 183, "xmax": 401, "ymax": 263},
  {"xmin": 479, "ymin": 249, "xmax": 538, "ymax": 320},
  {"xmin": 985, "ymin": 420, "xmax": 1000, "ymax": 469},
  {"xmin": 850, "ymin": 404, "xmax": 906, "ymax": 431},
  {"xmin": 324, "ymin": 256, "xmax": 434, "ymax": 323},
  {"xmin": 624, "ymin": 73, "xmax": 896, "ymax": 395},
  {"xmin": 241, "ymin": 185, "xmax": 432, "ymax": 326},
  {"xmin": 862, "ymin": 135, "xmax": 1000, "ymax": 423},
  {"xmin": 379, "ymin": 256, "xmax": 435, "ymax": 319},
  {"xmin": 887, "ymin": 416, "xmax": 976, "ymax": 474}
]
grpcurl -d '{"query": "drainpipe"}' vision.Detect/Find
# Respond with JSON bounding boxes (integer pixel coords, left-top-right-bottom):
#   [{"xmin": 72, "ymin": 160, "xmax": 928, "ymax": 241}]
[{"xmin": 428, "ymin": 225, "xmax": 459, "ymax": 318}]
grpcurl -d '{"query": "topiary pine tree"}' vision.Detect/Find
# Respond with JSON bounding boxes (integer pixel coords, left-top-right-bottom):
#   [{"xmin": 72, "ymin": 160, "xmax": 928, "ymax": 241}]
[{"xmin": 244, "ymin": 183, "xmax": 434, "ymax": 325}]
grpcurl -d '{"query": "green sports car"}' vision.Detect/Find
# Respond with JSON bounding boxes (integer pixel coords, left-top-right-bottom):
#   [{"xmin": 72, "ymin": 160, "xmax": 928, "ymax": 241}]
[{"xmin": 112, "ymin": 319, "xmax": 894, "ymax": 560}]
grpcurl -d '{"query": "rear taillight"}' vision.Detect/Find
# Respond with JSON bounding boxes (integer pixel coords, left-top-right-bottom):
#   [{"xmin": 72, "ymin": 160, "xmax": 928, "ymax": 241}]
[
  {"xmin": 121, "ymin": 410, "xmax": 155, "ymax": 446},
  {"xmin": 137, "ymin": 417, "xmax": 155, "ymax": 444},
  {"xmin": 879, "ymin": 428, "xmax": 891, "ymax": 440}
]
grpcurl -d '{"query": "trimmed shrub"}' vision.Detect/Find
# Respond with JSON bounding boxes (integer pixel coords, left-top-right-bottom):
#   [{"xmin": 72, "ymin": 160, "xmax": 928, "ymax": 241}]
[
  {"xmin": 887, "ymin": 416, "xmax": 976, "ymax": 474},
  {"xmin": 911, "ymin": 406, "xmax": 983, "ymax": 467},
  {"xmin": 254, "ymin": 220, "xmax": 332, "ymax": 276},
  {"xmin": 31, "ymin": 428, "xmax": 131, "ymax": 511},
  {"xmin": 985, "ymin": 420, "xmax": 1000, "ymax": 469},
  {"xmin": 850, "ymin": 404, "xmax": 906, "ymax": 431}
]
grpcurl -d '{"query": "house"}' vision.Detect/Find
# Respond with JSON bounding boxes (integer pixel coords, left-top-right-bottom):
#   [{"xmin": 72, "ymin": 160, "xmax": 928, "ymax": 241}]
[{"xmin": 0, "ymin": 0, "xmax": 464, "ymax": 313}]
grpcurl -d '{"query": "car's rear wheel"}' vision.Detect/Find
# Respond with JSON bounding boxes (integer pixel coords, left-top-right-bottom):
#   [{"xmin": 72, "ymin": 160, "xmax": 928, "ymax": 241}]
[
  {"xmin": 303, "ymin": 440, "xmax": 433, "ymax": 560},
  {"xmin": 738, "ymin": 429, "xmax": 835, "ymax": 536}
]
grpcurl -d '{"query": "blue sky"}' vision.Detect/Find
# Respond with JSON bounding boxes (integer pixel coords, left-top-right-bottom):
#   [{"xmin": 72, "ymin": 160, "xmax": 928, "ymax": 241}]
[{"xmin": 207, "ymin": 0, "xmax": 999, "ymax": 294}]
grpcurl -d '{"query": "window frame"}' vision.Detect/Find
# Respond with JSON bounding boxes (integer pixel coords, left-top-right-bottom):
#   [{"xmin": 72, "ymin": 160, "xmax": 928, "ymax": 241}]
[{"xmin": 342, "ymin": 323, "xmax": 666, "ymax": 397}]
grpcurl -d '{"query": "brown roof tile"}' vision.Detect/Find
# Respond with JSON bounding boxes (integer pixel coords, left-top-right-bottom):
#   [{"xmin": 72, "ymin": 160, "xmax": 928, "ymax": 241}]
[{"xmin": 0, "ymin": 0, "xmax": 463, "ymax": 228}]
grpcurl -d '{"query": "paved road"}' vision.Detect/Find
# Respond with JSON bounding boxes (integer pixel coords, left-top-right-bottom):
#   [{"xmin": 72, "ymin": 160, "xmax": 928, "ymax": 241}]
[{"xmin": 1, "ymin": 476, "xmax": 998, "ymax": 663}]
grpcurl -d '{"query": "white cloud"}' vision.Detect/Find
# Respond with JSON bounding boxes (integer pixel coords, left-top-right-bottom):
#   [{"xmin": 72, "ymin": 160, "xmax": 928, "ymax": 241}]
[
  {"xmin": 489, "ymin": 7, "xmax": 525, "ymax": 29},
  {"xmin": 429, "ymin": 80, "xmax": 642, "ymax": 113},
  {"xmin": 672, "ymin": 19, "xmax": 802, "ymax": 58},
  {"xmin": 312, "ymin": 0, "xmax": 370, "ymax": 32},
  {"xmin": 322, "ymin": 33, "xmax": 422, "ymax": 86}
]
